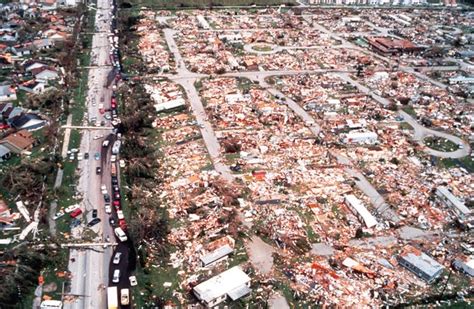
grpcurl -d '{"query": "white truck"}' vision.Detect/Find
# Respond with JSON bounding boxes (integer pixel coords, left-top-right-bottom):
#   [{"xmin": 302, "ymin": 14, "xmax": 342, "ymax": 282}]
[{"xmin": 107, "ymin": 286, "xmax": 118, "ymax": 309}]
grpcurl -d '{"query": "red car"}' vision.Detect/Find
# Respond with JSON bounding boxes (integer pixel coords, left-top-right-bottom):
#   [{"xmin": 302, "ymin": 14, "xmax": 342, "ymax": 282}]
[
  {"xmin": 0, "ymin": 123, "xmax": 9, "ymax": 130},
  {"xmin": 70, "ymin": 208, "xmax": 82, "ymax": 218},
  {"xmin": 119, "ymin": 219, "xmax": 127, "ymax": 230},
  {"xmin": 113, "ymin": 200, "xmax": 121, "ymax": 210}
]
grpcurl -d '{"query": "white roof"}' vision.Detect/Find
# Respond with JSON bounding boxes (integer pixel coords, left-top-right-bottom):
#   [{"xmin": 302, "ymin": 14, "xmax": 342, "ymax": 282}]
[
  {"xmin": 437, "ymin": 187, "xmax": 471, "ymax": 216},
  {"xmin": 154, "ymin": 98, "xmax": 185, "ymax": 112},
  {"xmin": 344, "ymin": 195, "xmax": 378, "ymax": 228},
  {"xmin": 194, "ymin": 266, "xmax": 250, "ymax": 303}
]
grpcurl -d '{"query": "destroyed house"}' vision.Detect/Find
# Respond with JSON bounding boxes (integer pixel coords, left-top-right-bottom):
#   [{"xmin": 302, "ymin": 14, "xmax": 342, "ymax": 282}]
[
  {"xmin": 397, "ymin": 246, "xmax": 444, "ymax": 283},
  {"xmin": 344, "ymin": 195, "xmax": 378, "ymax": 228},
  {"xmin": 193, "ymin": 266, "xmax": 251, "ymax": 308},
  {"xmin": 367, "ymin": 37, "xmax": 424, "ymax": 55}
]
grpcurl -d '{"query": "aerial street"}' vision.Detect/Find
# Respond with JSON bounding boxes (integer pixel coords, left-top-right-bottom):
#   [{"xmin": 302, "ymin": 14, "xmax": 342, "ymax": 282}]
[{"xmin": 0, "ymin": 1, "xmax": 473, "ymax": 309}]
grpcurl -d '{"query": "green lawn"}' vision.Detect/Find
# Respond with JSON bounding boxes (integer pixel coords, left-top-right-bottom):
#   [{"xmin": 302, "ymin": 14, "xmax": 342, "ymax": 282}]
[{"xmin": 424, "ymin": 136, "xmax": 459, "ymax": 152}]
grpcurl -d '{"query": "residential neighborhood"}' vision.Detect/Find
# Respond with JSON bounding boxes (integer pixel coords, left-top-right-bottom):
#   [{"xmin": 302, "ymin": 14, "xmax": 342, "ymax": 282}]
[{"xmin": 0, "ymin": 0, "xmax": 473, "ymax": 308}]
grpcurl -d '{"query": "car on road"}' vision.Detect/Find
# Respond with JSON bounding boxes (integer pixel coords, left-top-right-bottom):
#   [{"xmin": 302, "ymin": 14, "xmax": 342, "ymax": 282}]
[
  {"xmin": 120, "ymin": 289, "xmax": 129, "ymax": 306},
  {"xmin": 129, "ymin": 276, "xmax": 137, "ymax": 286},
  {"xmin": 113, "ymin": 252, "xmax": 122, "ymax": 264},
  {"xmin": 104, "ymin": 114, "xmax": 112, "ymax": 120},
  {"xmin": 92, "ymin": 209, "xmax": 98, "ymax": 218},
  {"xmin": 105, "ymin": 204, "xmax": 112, "ymax": 214},
  {"xmin": 94, "ymin": 152, "xmax": 100, "ymax": 160},
  {"xmin": 96, "ymin": 167, "xmax": 102, "ymax": 174},
  {"xmin": 111, "ymin": 155, "xmax": 116, "ymax": 163},
  {"xmin": 112, "ymin": 269, "xmax": 120, "ymax": 283},
  {"xmin": 101, "ymin": 184, "xmax": 107, "ymax": 195},
  {"xmin": 70, "ymin": 208, "xmax": 83, "ymax": 218},
  {"xmin": 77, "ymin": 153, "xmax": 83, "ymax": 161},
  {"xmin": 84, "ymin": 153, "xmax": 89, "ymax": 159},
  {"xmin": 52, "ymin": 211, "xmax": 65, "ymax": 220},
  {"xmin": 114, "ymin": 227, "xmax": 127, "ymax": 242},
  {"xmin": 104, "ymin": 193, "xmax": 111, "ymax": 203},
  {"xmin": 87, "ymin": 218, "xmax": 101, "ymax": 227}
]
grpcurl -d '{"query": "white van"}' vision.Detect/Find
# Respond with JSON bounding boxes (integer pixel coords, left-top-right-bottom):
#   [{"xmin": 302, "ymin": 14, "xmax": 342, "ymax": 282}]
[
  {"xmin": 114, "ymin": 227, "xmax": 127, "ymax": 242},
  {"xmin": 120, "ymin": 288, "xmax": 130, "ymax": 305}
]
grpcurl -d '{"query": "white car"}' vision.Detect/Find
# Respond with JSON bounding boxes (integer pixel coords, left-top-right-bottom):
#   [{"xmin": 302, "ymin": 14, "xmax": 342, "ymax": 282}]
[
  {"xmin": 117, "ymin": 210, "xmax": 124, "ymax": 220},
  {"xmin": 53, "ymin": 211, "xmax": 65, "ymax": 220},
  {"xmin": 113, "ymin": 252, "xmax": 122, "ymax": 264},
  {"xmin": 105, "ymin": 204, "xmax": 112, "ymax": 214},
  {"xmin": 112, "ymin": 269, "xmax": 120, "ymax": 283},
  {"xmin": 111, "ymin": 155, "xmax": 117, "ymax": 163},
  {"xmin": 119, "ymin": 160, "xmax": 125, "ymax": 168},
  {"xmin": 129, "ymin": 276, "xmax": 137, "ymax": 286},
  {"xmin": 101, "ymin": 184, "xmax": 107, "ymax": 195},
  {"xmin": 77, "ymin": 153, "xmax": 83, "ymax": 161},
  {"xmin": 65, "ymin": 204, "xmax": 79, "ymax": 213}
]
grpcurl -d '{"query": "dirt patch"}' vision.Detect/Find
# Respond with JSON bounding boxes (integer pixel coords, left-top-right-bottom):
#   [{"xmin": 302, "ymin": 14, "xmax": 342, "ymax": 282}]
[{"xmin": 246, "ymin": 236, "xmax": 274, "ymax": 275}]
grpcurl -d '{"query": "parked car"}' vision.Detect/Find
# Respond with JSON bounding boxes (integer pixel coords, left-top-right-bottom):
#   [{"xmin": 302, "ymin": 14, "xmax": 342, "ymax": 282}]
[
  {"xmin": 113, "ymin": 200, "xmax": 120, "ymax": 209},
  {"xmin": 113, "ymin": 192, "xmax": 121, "ymax": 200},
  {"xmin": 112, "ymin": 185, "xmax": 120, "ymax": 193},
  {"xmin": 117, "ymin": 210, "xmax": 124, "ymax": 220},
  {"xmin": 109, "ymin": 217, "xmax": 116, "ymax": 226},
  {"xmin": 71, "ymin": 218, "xmax": 81, "ymax": 228},
  {"xmin": 96, "ymin": 167, "xmax": 102, "ymax": 174},
  {"xmin": 87, "ymin": 218, "xmax": 101, "ymax": 227},
  {"xmin": 70, "ymin": 208, "xmax": 83, "ymax": 218},
  {"xmin": 113, "ymin": 252, "xmax": 122, "ymax": 264},
  {"xmin": 111, "ymin": 177, "xmax": 118, "ymax": 185},
  {"xmin": 101, "ymin": 184, "xmax": 107, "ymax": 195},
  {"xmin": 94, "ymin": 152, "xmax": 100, "ymax": 160},
  {"xmin": 92, "ymin": 209, "xmax": 98, "ymax": 218},
  {"xmin": 65, "ymin": 204, "xmax": 79, "ymax": 213},
  {"xmin": 112, "ymin": 269, "xmax": 120, "ymax": 283},
  {"xmin": 129, "ymin": 276, "xmax": 137, "ymax": 286},
  {"xmin": 114, "ymin": 227, "xmax": 127, "ymax": 242},
  {"xmin": 53, "ymin": 211, "xmax": 65, "ymax": 220},
  {"xmin": 120, "ymin": 289, "xmax": 129, "ymax": 306},
  {"xmin": 104, "ymin": 194, "xmax": 111, "ymax": 203},
  {"xmin": 84, "ymin": 153, "xmax": 89, "ymax": 159}
]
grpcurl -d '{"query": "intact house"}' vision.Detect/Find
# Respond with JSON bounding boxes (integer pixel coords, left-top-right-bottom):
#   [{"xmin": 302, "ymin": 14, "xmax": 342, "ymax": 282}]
[
  {"xmin": 11, "ymin": 113, "xmax": 46, "ymax": 131},
  {"xmin": 435, "ymin": 186, "xmax": 473, "ymax": 229},
  {"xmin": 19, "ymin": 80, "xmax": 46, "ymax": 94},
  {"xmin": 0, "ymin": 129, "xmax": 35, "ymax": 153},
  {"xmin": 453, "ymin": 256, "xmax": 474, "ymax": 277},
  {"xmin": 343, "ymin": 131, "xmax": 378, "ymax": 145},
  {"xmin": 397, "ymin": 246, "xmax": 444, "ymax": 283},
  {"xmin": 193, "ymin": 266, "xmax": 251, "ymax": 308},
  {"xmin": 33, "ymin": 67, "xmax": 59, "ymax": 83},
  {"xmin": 0, "ymin": 85, "xmax": 17, "ymax": 102}
]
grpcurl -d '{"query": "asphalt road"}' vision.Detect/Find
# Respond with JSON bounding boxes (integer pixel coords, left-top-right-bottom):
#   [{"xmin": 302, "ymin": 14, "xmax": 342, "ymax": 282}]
[{"xmin": 64, "ymin": 0, "xmax": 115, "ymax": 308}]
